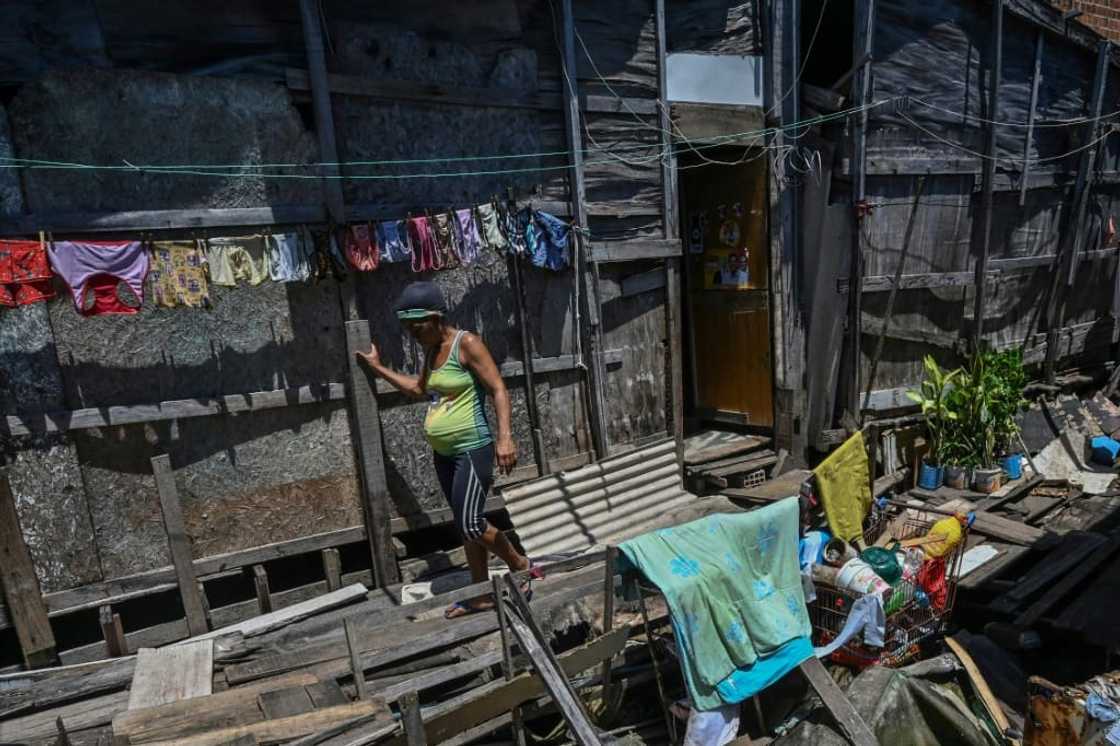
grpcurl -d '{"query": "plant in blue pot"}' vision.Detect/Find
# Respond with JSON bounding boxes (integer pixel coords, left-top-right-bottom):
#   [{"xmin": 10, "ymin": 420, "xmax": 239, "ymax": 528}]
[{"xmin": 907, "ymin": 356, "xmax": 962, "ymax": 491}]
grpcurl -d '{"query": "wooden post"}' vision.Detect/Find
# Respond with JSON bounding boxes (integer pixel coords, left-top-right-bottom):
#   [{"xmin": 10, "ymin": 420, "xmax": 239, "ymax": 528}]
[
  {"xmin": 56, "ymin": 716, "xmax": 72, "ymax": 746},
  {"xmin": 99, "ymin": 604, "xmax": 127, "ymax": 657},
  {"xmin": 509, "ymin": 256, "xmax": 549, "ymax": 475},
  {"xmin": 296, "ymin": 0, "xmax": 344, "ymax": 226},
  {"xmin": 798, "ymin": 657, "xmax": 878, "ymax": 746},
  {"xmin": 656, "ymin": 0, "xmax": 685, "ymax": 450},
  {"xmin": 400, "ymin": 690, "xmax": 427, "ymax": 746},
  {"xmin": 151, "ymin": 455, "xmax": 209, "ymax": 637},
  {"xmin": 972, "ymin": 0, "xmax": 1003, "ymax": 348},
  {"xmin": 1046, "ymin": 41, "xmax": 1110, "ymax": 380},
  {"xmin": 321, "ymin": 548, "xmax": 343, "ymax": 592},
  {"xmin": 599, "ymin": 547, "xmax": 617, "ymax": 700},
  {"xmin": 847, "ymin": 0, "xmax": 876, "ymax": 416},
  {"xmin": 492, "ymin": 575, "xmax": 528, "ymax": 746},
  {"xmin": 1019, "ymin": 33, "xmax": 1044, "ymax": 207},
  {"xmin": 0, "ymin": 468, "xmax": 58, "ymax": 668},
  {"xmin": 343, "ymin": 319, "xmax": 401, "ymax": 587},
  {"xmin": 863, "ymin": 176, "xmax": 927, "ymax": 409},
  {"xmin": 344, "ymin": 618, "xmax": 368, "ymax": 701},
  {"xmin": 252, "ymin": 565, "xmax": 273, "ymax": 614},
  {"xmin": 559, "ymin": 0, "xmax": 610, "ymax": 460}
]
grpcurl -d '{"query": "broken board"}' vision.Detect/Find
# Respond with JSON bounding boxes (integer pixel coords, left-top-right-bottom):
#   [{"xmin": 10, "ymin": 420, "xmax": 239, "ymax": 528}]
[{"xmin": 127, "ymin": 640, "xmax": 214, "ymax": 710}]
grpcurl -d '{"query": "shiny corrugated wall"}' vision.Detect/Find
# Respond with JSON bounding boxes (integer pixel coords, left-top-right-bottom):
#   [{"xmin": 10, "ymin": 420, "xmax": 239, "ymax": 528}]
[{"xmin": 499, "ymin": 439, "xmax": 692, "ymax": 555}]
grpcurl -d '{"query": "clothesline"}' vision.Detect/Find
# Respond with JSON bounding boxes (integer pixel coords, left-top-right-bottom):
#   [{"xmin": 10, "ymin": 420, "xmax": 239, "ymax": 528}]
[{"xmin": 0, "ymin": 200, "xmax": 573, "ymax": 316}]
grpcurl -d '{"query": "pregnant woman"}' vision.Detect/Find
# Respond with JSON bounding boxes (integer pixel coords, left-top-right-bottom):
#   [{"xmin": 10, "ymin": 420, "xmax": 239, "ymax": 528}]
[{"xmin": 356, "ymin": 281, "xmax": 533, "ymax": 618}]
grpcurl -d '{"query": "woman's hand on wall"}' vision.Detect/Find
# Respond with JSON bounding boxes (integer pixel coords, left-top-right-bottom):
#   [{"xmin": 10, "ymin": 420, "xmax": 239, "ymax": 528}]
[{"xmin": 496, "ymin": 435, "xmax": 518, "ymax": 475}]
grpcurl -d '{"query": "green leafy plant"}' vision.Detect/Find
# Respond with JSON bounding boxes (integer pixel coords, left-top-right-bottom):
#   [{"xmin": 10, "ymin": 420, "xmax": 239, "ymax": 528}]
[
  {"xmin": 935, "ymin": 348, "xmax": 1028, "ymax": 468},
  {"xmin": 907, "ymin": 356, "xmax": 962, "ymax": 465}
]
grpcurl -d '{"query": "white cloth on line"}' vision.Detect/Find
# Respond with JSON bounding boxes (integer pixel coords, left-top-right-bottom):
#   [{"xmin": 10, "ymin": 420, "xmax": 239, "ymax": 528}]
[{"xmin": 814, "ymin": 593, "xmax": 885, "ymax": 658}]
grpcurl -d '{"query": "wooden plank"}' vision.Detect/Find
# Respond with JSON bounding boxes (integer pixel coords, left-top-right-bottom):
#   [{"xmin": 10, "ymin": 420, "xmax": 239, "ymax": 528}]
[
  {"xmin": 944, "ymin": 637, "xmax": 1020, "ymax": 746},
  {"xmin": 798, "ymin": 658, "xmax": 877, "ymax": 746},
  {"xmin": 127, "ymin": 640, "xmax": 214, "ymax": 710},
  {"xmin": 705, "ymin": 453, "xmax": 778, "ymax": 479},
  {"xmin": 589, "ymin": 239, "xmax": 682, "ymax": 263},
  {"xmin": 258, "ymin": 686, "xmax": 315, "ymax": 720},
  {"xmin": 144, "ymin": 701, "xmax": 388, "ymax": 746},
  {"xmin": 297, "ymin": 0, "xmax": 344, "ymax": 225},
  {"xmin": 252, "ymin": 565, "xmax": 273, "ymax": 614},
  {"xmin": 285, "ymin": 68, "xmax": 656, "ymax": 115},
  {"xmin": 1019, "ymin": 33, "xmax": 1044, "ymax": 206},
  {"xmin": 307, "ymin": 680, "xmax": 349, "ymax": 709},
  {"xmin": 0, "ymin": 467, "xmax": 57, "ymax": 668},
  {"xmin": 345, "ymin": 618, "xmax": 369, "ymax": 701},
  {"xmin": 837, "ymin": 271, "xmax": 987, "ymax": 293},
  {"xmin": 989, "ymin": 532, "xmax": 1106, "ymax": 614},
  {"xmin": 1014, "ymin": 536, "xmax": 1120, "ymax": 627},
  {"xmin": 509, "ymin": 254, "xmax": 547, "ymax": 476},
  {"xmin": 863, "ymin": 176, "xmax": 926, "ymax": 409},
  {"xmin": 620, "ymin": 268, "xmax": 666, "ymax": 298},
  {"xmin": 0, "ymin": 205, "xmax": 328, "ymax": 238},
  {"xmin": 559, "ymin": 0, "xmax": 608, "ymax": 461},
  {"xmin": 322, "ymin": 548, "xmax": 343, "ymax": 593},
  {"xmin": 400, "ymin": 691, "xmax": 427, "ymax": 746},
  {"xmin": 972, "ymin": 0, "xmax": 1003, "ymax": 345},
  {"xmin": 0, "ymin": 689, "xmax": 130, "ymax": 742},
  {"xmin": 195, "ymin": 583, "xmax": 368, "ymax": 643},
  {"xmin": 683, "ymin": 437, "xmax": 770, "ymax": 465},
  {"xmin": 846, "ymin": 0, "xmax": 876, "ymax": 415},
  {"xmin": 100, "ymin": 604, "xmax": 127, "ymax": 658},
  {"xmin": 113, "ymin": 672, "xmax": 319, "ymax": 744},
  {"xmin": 344, "ymin": 320, "xmax": 400, "ymax": 588},
  {"xmin": 151, "ymin": 455, "xmax": 209, "ymax": 637},
  {"xmin": 388, "ymin": 626, "xmax": 629, "ymax": 746}
]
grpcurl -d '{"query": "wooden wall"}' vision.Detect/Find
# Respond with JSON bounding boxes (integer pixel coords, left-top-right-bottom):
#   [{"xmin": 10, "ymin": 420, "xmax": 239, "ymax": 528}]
[{"xmin": 0, "ymin": 0, "xmax": 685, "ymax": 665}]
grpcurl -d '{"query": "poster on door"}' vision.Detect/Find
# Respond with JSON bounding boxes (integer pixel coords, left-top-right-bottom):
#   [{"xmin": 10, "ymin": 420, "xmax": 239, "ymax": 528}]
[{"xmin": 702, "ymin": 213, "xmax": 751, "ymax": 289}]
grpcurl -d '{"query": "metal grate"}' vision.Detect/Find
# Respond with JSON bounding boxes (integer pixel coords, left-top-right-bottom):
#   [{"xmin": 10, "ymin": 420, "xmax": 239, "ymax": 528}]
[{"xmin": 743, "ymin": 468, "xmax": 767, "ymax": 487}]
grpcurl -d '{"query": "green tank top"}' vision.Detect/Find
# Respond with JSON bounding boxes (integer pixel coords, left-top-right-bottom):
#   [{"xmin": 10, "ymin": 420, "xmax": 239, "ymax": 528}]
[{"xmin": 423, "ymin": 330, "xmax": 493, "ymax": 456}]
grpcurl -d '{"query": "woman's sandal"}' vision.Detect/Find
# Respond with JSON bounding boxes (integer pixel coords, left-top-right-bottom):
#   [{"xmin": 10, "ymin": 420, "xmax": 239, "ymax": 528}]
[{"xmin": 444, "ymin": 596, "xmax": 494, "ymax": 619}]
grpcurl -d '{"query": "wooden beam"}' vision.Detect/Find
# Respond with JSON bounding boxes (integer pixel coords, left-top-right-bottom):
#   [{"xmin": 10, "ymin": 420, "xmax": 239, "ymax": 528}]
[
  {"xmin": 345, "ymin": 618, "xmax": 369, "ymax": 701},
  {"xmin": 1019, "ymin": 33, "xmax": 1044, "ymax": 206},
  {"xmin": 99, "ymin": 605, "xmax": 127, "ymax": 658},
  {"xmin": 509, "ymin": 255, "xmax": 547, "ymax": 476},
  {"xmin": 863, "ymin": 176, "xmax": 926, "ymax": 411},
  {"xmin": 798, "ymin": 658, "xmax": 878, "ymax": 746},
  {"xmin": 143, "ymin": 701, "xmax": 388, "ymax": 746},
  {"xmin": 943, "ymin": 637, "xmax": 1020, "ymax": 746},
  {"xmin": 0, "ymin": 468, "xmax": 57, "ymax": 668},
  {"xmin": 1047, "ymin": 41, "xmax": 1110, "ymax": 380},
  {"xmin": 559, "ymin": 0, "xmax": 609, "ymax": 460},
  {"xmin": 285, "ymin": 68, "xmax": 657, "ymax": 116},
  {"xmin": 400, "ymin": 690, "xmax": 427, "ymax": 746},
  {"xmin": 972, "ymin": 0, "xmax": 1003, "ymax": 347},
  {"xmin": 251, "ymin": 565, "xmax": 273, "ymax": 615},
  {"xmin": 150, "ymin": 455, "xmax": 209, "ymax": 637},
  {"xmin": 321, "ymin": 548, "xmax": 343, "ymax": 593},
  {"xmin": 127, "ymin": 640, "xmax": 214, "ymax": 710},
  {"xmin": 847, "ymin": 0, "xmax": 877, "ymax": 415},
  {"xmin": 590, "ymin": 239, "xmax": 682, "ymax": 263},
  {"xmin": 297, "ymin": 0, "xmax": 344, "ymax": 225},
  {"xmin": 343, "ymin": 320, "xmax": 400, "ymax": 588}
]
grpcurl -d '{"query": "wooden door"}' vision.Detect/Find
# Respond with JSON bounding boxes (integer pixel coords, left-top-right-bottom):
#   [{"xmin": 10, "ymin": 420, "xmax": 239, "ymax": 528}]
[{"xmin": 681, "ymin": 157, "xmax": 773, "ymax": 427}]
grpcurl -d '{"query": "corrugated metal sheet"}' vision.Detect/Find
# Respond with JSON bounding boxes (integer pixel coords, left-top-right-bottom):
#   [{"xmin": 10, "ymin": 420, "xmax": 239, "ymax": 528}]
[{"xmin": 499, "ymin": 439, "xmax": 693, "ymax": 556}]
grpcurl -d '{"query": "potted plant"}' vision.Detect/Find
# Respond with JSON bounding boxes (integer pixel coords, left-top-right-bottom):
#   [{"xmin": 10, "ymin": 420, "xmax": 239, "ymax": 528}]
[
  {"xmin": 962, "ymin": 348, "xmax": 1012, "ymax": 494},
  {"xmin": 987, "ymin": 349, "xmax": 1028, "ymax": 481},
  {"xmin": 907, "ymin": 356, "xmax": 961, "ymax": 490},
  {"xmin": 941, "ymin": 378, "xmax": 972, "ymax": 489}
]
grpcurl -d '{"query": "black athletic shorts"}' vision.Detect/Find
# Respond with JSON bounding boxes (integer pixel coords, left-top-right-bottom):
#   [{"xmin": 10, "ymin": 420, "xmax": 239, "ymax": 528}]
[{"xmin": 433, "ymin": 441, "xmax": 494, "ymax": 541}]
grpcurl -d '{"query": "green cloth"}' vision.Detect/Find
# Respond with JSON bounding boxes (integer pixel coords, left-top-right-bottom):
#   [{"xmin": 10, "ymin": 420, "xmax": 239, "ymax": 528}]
[
  {"xmin": 619, "ymin": 498, "xmax": 811, "ymax": 711},
  {"xmin": 423, "ymin": 330, "xmax": 492, "ymax": 456},
  {"xmin": 397, "ymin": 308, "xmax": 441, "ymax": 320}
]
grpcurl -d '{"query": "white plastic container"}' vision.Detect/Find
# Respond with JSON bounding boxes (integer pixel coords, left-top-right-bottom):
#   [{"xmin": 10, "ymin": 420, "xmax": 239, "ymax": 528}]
[{"xmin": 837, "ymin": 557, "xmax": 892, "ymax": 596}]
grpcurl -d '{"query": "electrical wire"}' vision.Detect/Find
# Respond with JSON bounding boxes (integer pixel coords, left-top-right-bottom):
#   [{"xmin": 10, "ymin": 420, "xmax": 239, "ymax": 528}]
[{"xmin": 910, "ymin": 96, "xmax": 1120, "ymax": 128}]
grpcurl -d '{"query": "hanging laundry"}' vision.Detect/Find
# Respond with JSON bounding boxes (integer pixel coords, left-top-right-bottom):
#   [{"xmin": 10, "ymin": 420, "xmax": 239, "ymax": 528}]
[
  {"xmin": 476, "ymin": 203, "xmax": 509, "ymax": 253},
  {"xmin": 308, "ymin": 229, "xmax": 348, "ymax": 281},
  {"xmin": 409, "ymin": 216, "xmax": 441, "ymax": 273},
  {"xmin": 454, "ymin": 208, "xmax": 482, "ymax": 265},
  {"xmin": 149, "ymin": 240, "xmax": 210, "ymax": 308},
  {"xmin": 813, "ymin": 431, "xmax": 872, "ymax": 543},
  {"xmin": 377, "ymin": 220, "xmax": 412, "ymax": 263},
  {"xmin": 205, "ymin": 235, "xmax": 268, "ymax": 287},
  {"xmin": 345, "ymin": 223, "xmax": 380, "ymax": 272},
  {"xmin": 432, "ymin": 212, "xmax": 461, "ymax": 269},
  {"xmin": 48, "ymin": 240, "xmax": 149, "ymax": 316},
  {"xmin": 0, "ymin": 238, "xmax": 55, "ymax": 307},
  {"xmin": 527, "ymin": 210, "xmax": 571, "ymax": 271},
  {"xmin": 266, "ymin": 231, "xmax": 314, "ymax": 283},
  {"xmin": 502, "ymin": 204, "xmax": 528, "ymax": 256}
]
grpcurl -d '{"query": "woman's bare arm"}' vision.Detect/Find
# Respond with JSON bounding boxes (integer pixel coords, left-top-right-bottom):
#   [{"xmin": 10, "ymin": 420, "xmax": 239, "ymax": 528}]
[
  {"xmin": 356, "ymin": 342, "xmax": 429, "ymax": 400},
  {"xmin": 459, "ymin": 333, "xmax": 517, "ymax": 473}
]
